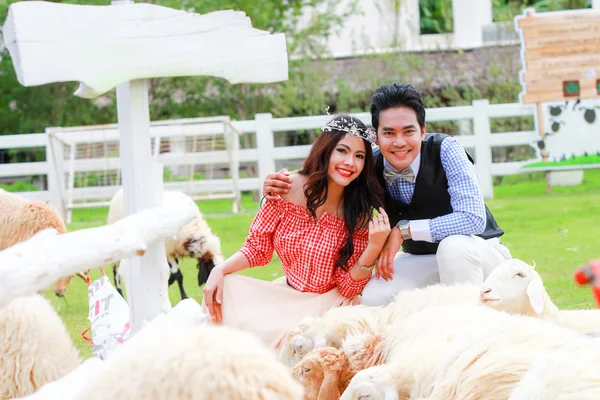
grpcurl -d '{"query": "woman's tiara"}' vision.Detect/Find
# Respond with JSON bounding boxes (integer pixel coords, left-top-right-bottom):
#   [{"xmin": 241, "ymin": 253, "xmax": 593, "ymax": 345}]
[{"xmin": 320, "ymin": 113, "xmax": 377, "ymax": 144}]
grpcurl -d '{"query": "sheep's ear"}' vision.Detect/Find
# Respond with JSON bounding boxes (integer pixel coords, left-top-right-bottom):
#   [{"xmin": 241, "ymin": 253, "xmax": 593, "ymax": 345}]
[{"xmin": 526, "ymin": 276, "xmax": 545, "ymax": 315}]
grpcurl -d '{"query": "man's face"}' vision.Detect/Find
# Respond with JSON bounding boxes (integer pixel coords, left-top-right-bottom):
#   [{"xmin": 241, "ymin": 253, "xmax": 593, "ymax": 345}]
[{"xmin": 375, "ymin": 106, "xmax": 426, "ymax": 171}]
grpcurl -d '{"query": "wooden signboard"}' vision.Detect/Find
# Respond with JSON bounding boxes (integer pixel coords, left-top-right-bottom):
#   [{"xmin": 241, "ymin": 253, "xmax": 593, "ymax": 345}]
[{"xmin": 515, "ymin": 7, "xmax": 600, "ymax": 161}]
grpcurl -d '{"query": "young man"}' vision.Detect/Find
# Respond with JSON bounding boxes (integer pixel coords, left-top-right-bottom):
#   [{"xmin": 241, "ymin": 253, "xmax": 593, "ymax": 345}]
[{"xmin": 263, "ymin": 83, "xmax": 512, "ymax": 306}]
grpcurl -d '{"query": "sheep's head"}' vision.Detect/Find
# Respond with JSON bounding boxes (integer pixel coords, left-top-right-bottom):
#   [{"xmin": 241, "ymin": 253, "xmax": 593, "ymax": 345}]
[
  {"xmin": 279, "ymin": 317, "xmax": 316, "ymax": 367},
  {"xmin": 53, "ymin": 271, "xmax": 88, "ymax": 296},
  {"xmin": 186, "ymin": 232, "xmax": 225, "ymax": 287},
  {"xmin": 340, "ymin": 365, "xmax": 399, "ymax": 400},
  {"xmin": 53, "ymin": 275, "xmax": 73, "ymax": 296},
  {"xmin": 480, "ymin": 259, "xmax": 546, "ymax": 316},
  {"xmin": 291, "ymin": 347, "xmax": 346, "ymax": 400}
]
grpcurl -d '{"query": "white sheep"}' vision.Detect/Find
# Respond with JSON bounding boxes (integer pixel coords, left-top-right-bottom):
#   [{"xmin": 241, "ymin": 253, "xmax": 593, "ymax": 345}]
[
  {"xmin": 509, "ymin": 334, "xmax": 600, "ymax": 400},
  {"xmin": 108, "ymin": 188, "xmax": 224, "ymax": 300},
  {"xmin": 342, "ymin": 304, "xmax": 579, "ymax": 400},
  {"xmin": 76, "ymin": 321, "xmax": 304, "ymax": 399},
  {"xmin": 279, "ymin": 283, "xmax": 481, "ymax": 367},
  {"xmin": 480, "ymin": 258, "xmax": 600, "ymax": 333},
  {"xmin": 0, "ymin": 189, "xmax": 85, "ymax": 296},
  {"xmin": 0, "ymin": 294, "xmax": 81, "ymax": 399}
]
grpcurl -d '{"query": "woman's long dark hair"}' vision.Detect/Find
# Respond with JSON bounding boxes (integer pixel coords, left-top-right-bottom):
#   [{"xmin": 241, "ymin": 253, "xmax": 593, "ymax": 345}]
[{"xmin": 299, "ymin": 115, "xmax": 384, "ymax": 271}]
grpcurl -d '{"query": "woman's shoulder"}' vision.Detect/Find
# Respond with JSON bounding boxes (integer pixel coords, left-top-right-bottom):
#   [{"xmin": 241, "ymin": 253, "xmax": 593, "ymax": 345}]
[
  {"xmin": 261, "ymin": 173, "xmax": 308, "ymax": 217},
  {"xmin": 279, "ymin": 172, "xmax": 306, "ymax": 207}
]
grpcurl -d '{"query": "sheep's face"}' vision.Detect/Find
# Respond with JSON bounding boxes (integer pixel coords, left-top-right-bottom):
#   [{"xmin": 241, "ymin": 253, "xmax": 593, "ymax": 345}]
[
  {"xmin": 341, "ymin": 366, "xmax": 399, "ymax": 400},
  {"xmin": 291, "ymin": 351, "xmax": 325, "ymax": 400},
  {"xmin": 53, "ymin": 275, "xmax": 73, "ymax": 296},
  {"xmin": 480, "ymin": 259, "xmax": 545, "ymax": 315},
  {"xmin": 291, "ymin": 347, "xmax": 345, "ymax": 400},
  {"xmin": 184, "ymin": 235, "xmax": 208, "ymax": 259}
]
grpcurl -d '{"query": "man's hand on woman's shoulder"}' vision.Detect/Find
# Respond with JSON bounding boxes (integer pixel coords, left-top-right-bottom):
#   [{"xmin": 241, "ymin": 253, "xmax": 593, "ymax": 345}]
[{"xmin": 263, "ymin": 168, "xmax": 293, "ymax": 200}]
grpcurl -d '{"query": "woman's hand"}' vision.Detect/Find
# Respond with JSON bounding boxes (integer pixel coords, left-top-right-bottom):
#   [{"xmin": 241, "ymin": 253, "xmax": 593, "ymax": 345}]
[
  {"xmin": 376, "ymin": 227, "xmax": 403, "ymax": 281},
  {"xmin": 203, "ymin": 266, "xmax": 225, "ymax": 323},
  {"xmin": 368, "ymin": 207, "xmax": 391, "ymax": 250}
]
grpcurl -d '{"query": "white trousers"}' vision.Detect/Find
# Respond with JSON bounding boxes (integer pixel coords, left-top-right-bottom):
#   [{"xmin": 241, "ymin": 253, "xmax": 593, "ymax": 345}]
[{"xmin": 359, "ymin": 235, "xmax": 512, "ymax": 307}]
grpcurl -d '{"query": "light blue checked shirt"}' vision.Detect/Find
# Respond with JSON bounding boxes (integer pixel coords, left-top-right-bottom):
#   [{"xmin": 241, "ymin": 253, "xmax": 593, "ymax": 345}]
[{"xmin": 383, "ymin": 136, "xmax": 486, "ymax": 243}]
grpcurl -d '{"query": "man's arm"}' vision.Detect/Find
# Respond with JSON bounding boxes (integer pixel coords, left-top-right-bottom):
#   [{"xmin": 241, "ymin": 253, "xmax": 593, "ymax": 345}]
[{"xmin": 410, "ymin": 136, "xmax": 486, "ymax": 243}]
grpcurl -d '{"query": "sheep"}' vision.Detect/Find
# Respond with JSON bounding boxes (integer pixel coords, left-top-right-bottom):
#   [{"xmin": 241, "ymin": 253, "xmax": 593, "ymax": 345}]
[
  {"xmin": 342, "ymin": 304, "xmax": 579, "ymax": 400},
  {"xmin": 107, "ymin": 188, "xmax": 224, "ymax": 300},
  {"xmin": 290, "ymin": 334, "xmax": 384, "ymax": 400},
  {"xmin": 509, "ymin": 334, "xmax": 600, "ymax": 400},
  {"xmin": 0, "ymin": 294, "xmax": 81, "ymax": 399},
  {"xmin": 76, "ymin": 320, "xmax": 304, "ymax": 399},
  {"xmin": 279, "ymin": 283, "xmax": 481, "ymax": 367},
  {"xmin": 480, "ymin": 258, "xmax": 600, "ymax": 333},
  {"xmin": 0, "ymin": 189, "xmax": 85, "ymax": 296}
]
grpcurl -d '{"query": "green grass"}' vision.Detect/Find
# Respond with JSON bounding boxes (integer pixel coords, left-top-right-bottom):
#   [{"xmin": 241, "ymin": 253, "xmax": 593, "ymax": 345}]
[
  {"xmin": 523, "ymin": 154, "xmax": 600, "ymax": 168},
  {"xmin": 45, "ymin": 171, "xmax": 600, "ymax": 359}
]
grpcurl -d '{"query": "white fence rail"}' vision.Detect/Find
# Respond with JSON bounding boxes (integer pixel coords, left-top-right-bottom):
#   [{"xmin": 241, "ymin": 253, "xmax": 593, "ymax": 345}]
[{"xmin": 0, "ymin": 100, "xmax": 541, "ymax": 220}]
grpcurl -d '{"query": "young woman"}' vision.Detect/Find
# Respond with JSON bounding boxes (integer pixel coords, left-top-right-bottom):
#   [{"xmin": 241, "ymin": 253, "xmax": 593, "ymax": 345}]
[{"xmin": 202, "ymin": 114, "xmax": 390, "ymax": 348}]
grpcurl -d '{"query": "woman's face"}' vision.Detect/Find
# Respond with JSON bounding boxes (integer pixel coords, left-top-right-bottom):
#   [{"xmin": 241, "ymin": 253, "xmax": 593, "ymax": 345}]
[{"xmin": 327, "ymin": 134, "xmax": 366, "ymax": 187}]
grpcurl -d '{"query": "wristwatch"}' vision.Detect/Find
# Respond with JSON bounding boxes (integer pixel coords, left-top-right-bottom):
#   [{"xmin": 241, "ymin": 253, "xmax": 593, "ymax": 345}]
[{"xmin": 396, "ymin": 219, "xmax": 411, "ymax": 240}]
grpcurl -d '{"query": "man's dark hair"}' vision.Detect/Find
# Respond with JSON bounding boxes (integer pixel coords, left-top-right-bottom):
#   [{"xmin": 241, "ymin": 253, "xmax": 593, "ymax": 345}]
[{"xmin": 370, "ymin": 83, "xmax": 426, "ymax": 130}]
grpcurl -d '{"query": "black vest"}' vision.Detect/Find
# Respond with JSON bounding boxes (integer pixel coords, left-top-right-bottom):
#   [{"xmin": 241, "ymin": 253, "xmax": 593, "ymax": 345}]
[{"xmin": 375, "ymin": 133, "xmax": 504, "ymax": 255}]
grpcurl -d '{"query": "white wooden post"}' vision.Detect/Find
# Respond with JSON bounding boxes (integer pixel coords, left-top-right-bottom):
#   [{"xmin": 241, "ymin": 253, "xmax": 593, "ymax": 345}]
[
  {"xmin": 116, "ymin": 79, "xmax": 170, "ymax": 333},
  {"xmin": 472, "ymin": 99, "xmax": 494, "ymax": 199},
  {"xmin": 256, "ymin": 113, "xmax": 276, "ymax": 184},
  {"xmin": 44, "ymin": 132, "xmax": 67, "ymax": 222}
]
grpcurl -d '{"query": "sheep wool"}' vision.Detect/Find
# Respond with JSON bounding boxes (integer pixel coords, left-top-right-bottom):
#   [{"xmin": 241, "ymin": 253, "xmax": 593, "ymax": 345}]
[
  {"xmin": 0, "ymin": 189, "xmax": 67, "ymax": 250},
  {"xmin": 0, "ymin": 189, "xmax": 74, "ymax": 296},
  {"xmin": 78, "ymin": 323, "xmax": 303, "ymax": 400},
  {"xmin": 509, "ymin": 335, "xmax": 600, "ymax": 400},
  {"xmin": 0, "ymin": 295, "xmax": 80, "ymax": 399},
  {"xmin": 410, "ymin": 306, "xmax": 578, "ymax": 400}
]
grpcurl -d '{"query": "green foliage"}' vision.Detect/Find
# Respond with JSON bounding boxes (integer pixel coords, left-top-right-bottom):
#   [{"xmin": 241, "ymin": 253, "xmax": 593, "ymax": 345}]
[
  {"xmin": 419, "ymin": 0, "xmax": 453, "ymax": 34},
  {"xmin": 0, "ymin": 181, "xmax": 39, "ymax": 192}
]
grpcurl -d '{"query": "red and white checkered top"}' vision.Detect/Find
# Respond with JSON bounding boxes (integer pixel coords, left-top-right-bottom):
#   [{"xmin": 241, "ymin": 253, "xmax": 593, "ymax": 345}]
[{"xmin": 240, "ymin": 197, "xmax": 370, "ymax": 298}]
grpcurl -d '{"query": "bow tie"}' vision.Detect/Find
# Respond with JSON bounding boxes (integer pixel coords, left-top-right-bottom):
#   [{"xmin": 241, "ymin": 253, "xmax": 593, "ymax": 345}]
[{"xmin": 383, "ymin": 166, "xmax": 415, "ymax": 185}]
